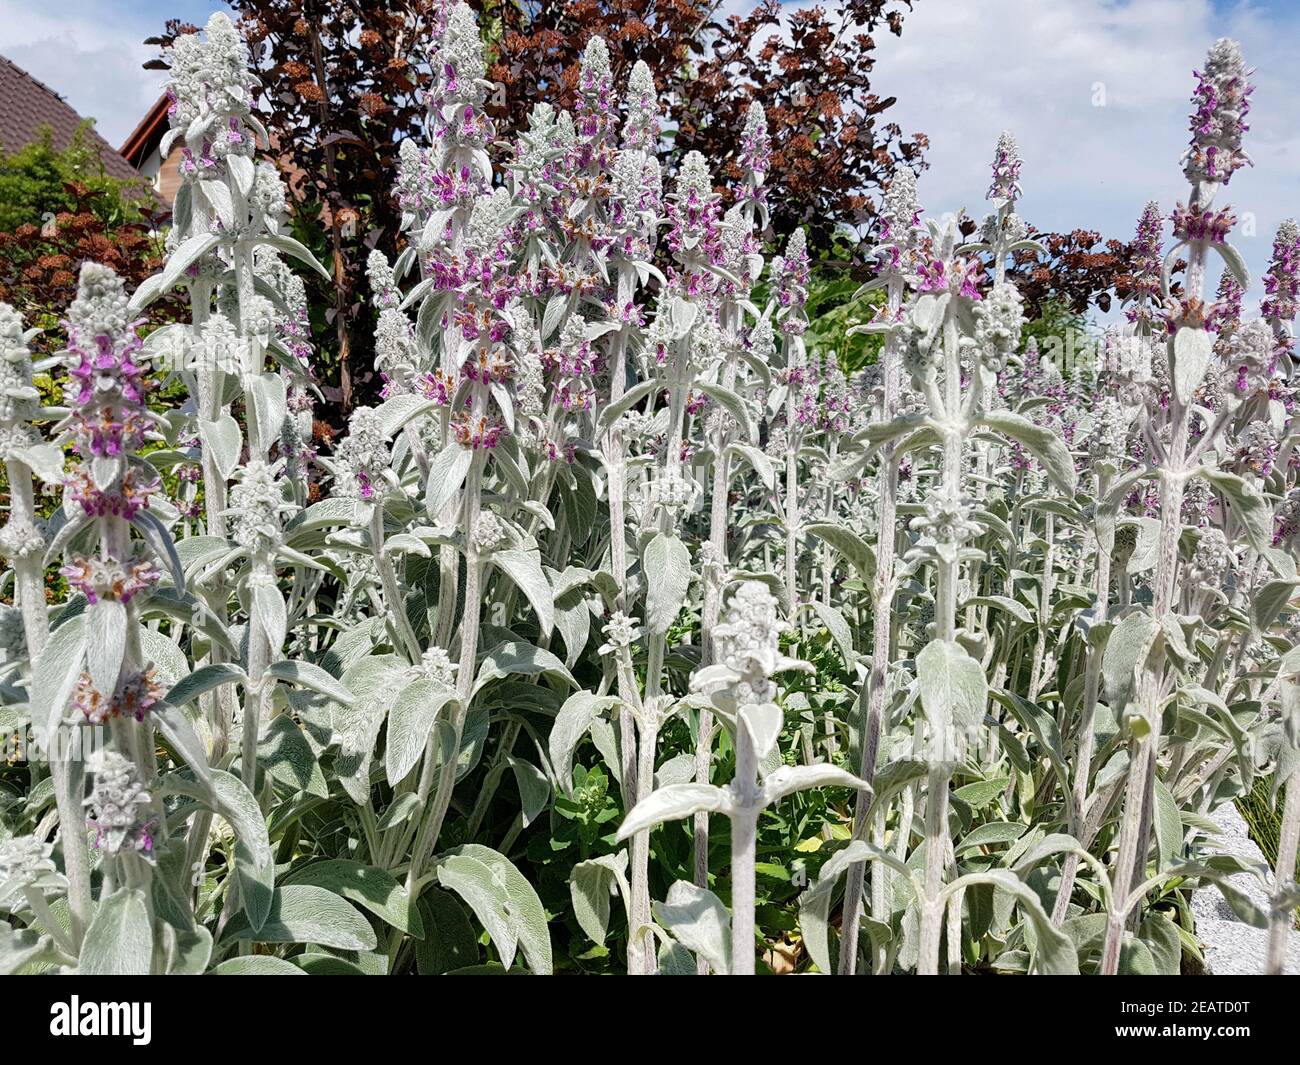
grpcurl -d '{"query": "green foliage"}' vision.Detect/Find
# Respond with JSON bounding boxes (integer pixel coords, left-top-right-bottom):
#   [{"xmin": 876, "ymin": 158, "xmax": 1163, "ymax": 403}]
[{"xmin": 0, "ymin": 124, "xmax": 148, "ymax": 232}]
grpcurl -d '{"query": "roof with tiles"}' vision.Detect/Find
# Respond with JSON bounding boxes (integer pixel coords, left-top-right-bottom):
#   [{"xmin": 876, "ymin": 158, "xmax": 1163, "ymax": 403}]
[{"xmin": 0, "ymin": 53, "xmax": 139, "ymax": 181}]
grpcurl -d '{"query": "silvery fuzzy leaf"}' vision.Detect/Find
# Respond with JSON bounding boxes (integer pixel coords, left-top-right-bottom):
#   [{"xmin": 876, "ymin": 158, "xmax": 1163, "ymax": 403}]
[
  {"xmin": 208, "ymin": 956, "xmax": 306, "ymax": 975},
  {"xmin": 570, "ymin": 851, "xmax": 629, "ymax": 947},
  {"xmin": 384, "ymin": 675, "xmax": 458, "ymax": 786},
  {"xmin": 725, "ymin": 442, "xmax": 776, "ymax": 491},
  {"xmin": 1101, "ymin": 609, "xmax": 1159, "ymax": 718},
  {"xmin": 1199, "ymin": 466, "xmax": 1278, "ymax": 562},
  {"xmin": 84, "ymin": 598, "xmax": 127, "ymax": 696},
  {"xmin": 377, "ymin": 394, "xmax": 440, "ymax": 438},
  {"xmin": 596, "ymin": 378, "xmax": 658, "ymax": 434},
  {"xmin": 739, "ymin": 702, "xmax": 784, "ymax": 764},
  {"xmin": 155, "ymin": 233, "xmax": 221, "ymax": 299},
  {"xmin": 200, "ymin": 179, "xmax": 235, "ymax": 229},
  {"xmin": 916, "ymin": 638, "xmax": 988, "ymax": 754},
  {"xmin": 491, "ymin": 549, "xmax": 554, "ymax": 638},
  {"xmin": 437, "ymin": 845, "xmax": 551, "ymax": 974},
  {"xmin": 1213, "ymin": 240, "xmax": 1251, "ymax": 290},
  {"xmin": 282, "ymin": 859, "xmax": 422, "ymax": 937},
  {"xmin": 473, "ymin": 640, "xmax": 576, "ymax": 697},
  {"xmin": 548, "ymin": 692, "xmax": 622, "ymax": 796},
  {"xmin": 220, "ymin": 885, "xmax": 378, "ymax": 952},
  {"xmin": 248, "ymin": 372, "xmax": 287, "ymax": 456},
  {"xmin": 78, "ymin": 888, "xmax": 152, "ymax": 975},
  {"xmin": 615, "ymin": 783, "xmax": 734, "ymax": 841},
  {"xmin": 199, "ymin": 414, "xmax": 243, "ymax": 482},
  {"xmin": 330, "ymin": 655, "xmax": 407, "ymax": 804},
  {"xmin": 89, "ymin": 454, "xmax": 121, "ymax": 493},
  {"xmin": 227, "ymin": 153, "xmax": 255, "ymax": 197},
  {"xmin": 940, "ymin": 870, "xmax": 1077, "ymax": 974},
  {"xmin": 695, "ymin": 381, "xmax": 756, "ymax": 444},
  {"xmin": 10, "ymin": 443, "xmax": 64, "ymax": 486},
  {"xmin": 265, "ymin": 659, "xmax": 354, "ymax": 704},
  {"xmin": 655, "ymin": 752, "xmax": 699, "ymax": 789},
  {"xmin": 1172, "ymin": 326, "xmax": 1211, "ymax": 405},
  {"xmin": 252, "ymin": 580, "xmax": 287, "ymax": 655},
  {"xmin": 652, "ymin": 880, "xmax": 731, "ymax": 975},
  {"xmin": 29, "ymin": 616, "xmax": 86, "ymax": 739},
  {"xmin": 260, "ymin": 234, "xmax": 332, "ymax": 280},
  {"xmin": 760, "ymin": 764, "xmax": 868, "ymax": 807},
  {"xmin": 425, "ymin": 442, "xmax": 473, "ymax": 518},
  {"xmin": 806, "ymin": 523, "xmax": 874, "ymax": 583},
  {"xmin": 257, "ymin": 713, "xmax": 327, "ymax": 797},
  {"xmin": 508, "ymin": 755, "xmax": 550, "ymax": 827},
  {"xmin": 153, "ymin": 702, "xmax": 212, "ymax": 793},
  {"xmin": 978, "ymin": 410, "xmax": 1078, "ymax": 494},
  {"xmin": 643, "ymin": 532, "xmax": 691, "ymax": 635}
]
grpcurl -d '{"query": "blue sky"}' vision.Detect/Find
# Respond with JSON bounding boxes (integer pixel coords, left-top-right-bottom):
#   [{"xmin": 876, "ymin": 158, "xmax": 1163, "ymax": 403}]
[{"xmin": 2, "ymin": 0, "xmax": 1296, "ymax": 316}]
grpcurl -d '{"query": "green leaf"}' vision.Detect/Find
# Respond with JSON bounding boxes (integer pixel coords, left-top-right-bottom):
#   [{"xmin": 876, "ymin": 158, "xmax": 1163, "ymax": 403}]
[
  {"xmin": 805, "ymin": 523, "xmax": 874, "ymax": 583},
  {"xmin": 265, "ymin": 659, "xmax": 354, "ymax": 704},
  {"xmin": 416, "ymin": 889, "xmax": 480, "ymax": 974},
  {"xmin": 438, "ymin": 845, "xmax": 552, "ymax": 974},
  {"xmin": 221, "ymin": 885, "xmax": 377, "ymax": 951},
  {"xmin": 282, "ymin": 860, "xmax": 422, "ymax": 937},
  {"xmin": 570, "ymin": 851, "xmax": 628, "ymax": 947}
]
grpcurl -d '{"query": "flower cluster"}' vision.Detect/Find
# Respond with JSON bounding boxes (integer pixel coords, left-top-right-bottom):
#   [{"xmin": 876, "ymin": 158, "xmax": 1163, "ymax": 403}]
[
  {"xmin": 1184, "ymin": 38, "xmax": 1253, "ymax": 187},
  {"xmin": 709, "ymin": 582, "xmax": 789, "ymax": 707},
  {"xmin": 987, "ymin": 131, "xmax": 1023, "ymax": 202},
  {"xmin": 229, "ymin": 460, "xmax": 292, "ymax": 552},
  {"xmin": 75, "ymin": 667, "xmax": 163, "ymax": 725},
  {"xmin": 58, "ymin": 557, "xmax": 161, "ymax": 605},
  {"xmin": 84, "ymin": 748, "xmax": 155, "ymax": 859},
  {"xmin": 334, "ymin": 407, "xmax": 391, "ymax": 501}
]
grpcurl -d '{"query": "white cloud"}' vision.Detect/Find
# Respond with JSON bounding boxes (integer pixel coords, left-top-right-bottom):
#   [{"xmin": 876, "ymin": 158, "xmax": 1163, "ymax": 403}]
[
  {"xmin": 862, "ymin": 0, "xmax": 1300, "ymax": 314},
  {"xmin": 0, "ymin": 1, "xmax": 225, "ymax": 147}
]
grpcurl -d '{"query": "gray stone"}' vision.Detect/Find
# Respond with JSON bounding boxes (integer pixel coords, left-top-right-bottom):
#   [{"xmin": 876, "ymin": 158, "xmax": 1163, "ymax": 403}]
[{"xmin": 1191, "ymin": 800, "xmax": 1299, "ymax": 975}]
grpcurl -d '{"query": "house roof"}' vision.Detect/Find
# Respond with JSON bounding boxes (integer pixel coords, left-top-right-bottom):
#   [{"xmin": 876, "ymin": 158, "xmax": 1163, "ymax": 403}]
[
  {"xmin": 0, "ymin": 53, "xmax": 139, "ymax": 181},
  {"xmin": 119, "ymin": 94, "xmax": 170, "ymax": 167}
]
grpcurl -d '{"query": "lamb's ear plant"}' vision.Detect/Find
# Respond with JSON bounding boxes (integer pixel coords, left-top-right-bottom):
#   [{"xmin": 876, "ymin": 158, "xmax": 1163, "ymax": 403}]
[
  {"xmin": 8, "ymin": 17, "xmax": 1300, "ymax": 978},
  {"xmin": 1095, "ymin": 40, "xmax": 1263, "ymax": 974},
  {"xmin": 617, "ymin": 581, "xmax": 867, "ymax": 974},
  {"xmin": 836, "ymin": 163, "xmax": 920, "ymax": 975}
]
